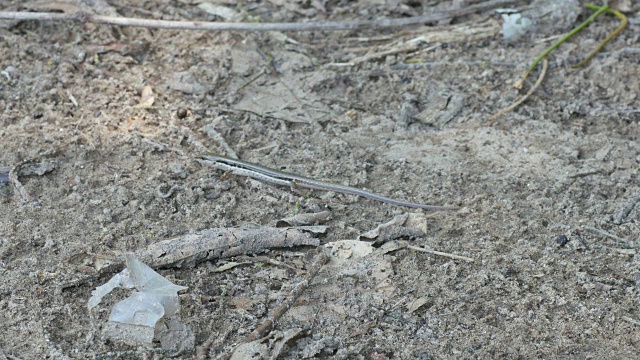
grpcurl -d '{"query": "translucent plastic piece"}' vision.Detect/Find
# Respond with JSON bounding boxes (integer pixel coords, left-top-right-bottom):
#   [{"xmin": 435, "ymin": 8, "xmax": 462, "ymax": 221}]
[
  {"xmin": 87, "ymin": 269, "xmax": 133, "ymax": 311},
  {"xmin": 109, "ymin": 292, "xmax": 167, "ymax": 327},
  {"xmin": 126, "ymin": 254, "xmax": 187, "ymax": 295},
  {"xmin": 499, "ymin": 11, "xmax": 533, "ymax": 41},
  {"xmin": 88, "ymin": 254, "xmax": 190, "ymax": 348}
]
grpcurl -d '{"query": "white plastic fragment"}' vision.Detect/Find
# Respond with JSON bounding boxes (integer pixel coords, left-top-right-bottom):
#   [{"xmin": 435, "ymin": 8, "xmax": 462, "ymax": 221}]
[
  {"xmin": 88, "ymin": 255, "xmax": 192, "ymax": 350},
  {"xmin": 109, "ymin": 291, "xmax": 167, "ymax": 328},
  {"xmin": 496, "ymin": 9, "xmax": 533, "ymax": 41},
  {"xmin": 1, "ymin": 66, "xmax": 15, "ymax": 81},
  {"xmin": 87, "ymin": 269, "xmax": 134, "ymax": 310}
]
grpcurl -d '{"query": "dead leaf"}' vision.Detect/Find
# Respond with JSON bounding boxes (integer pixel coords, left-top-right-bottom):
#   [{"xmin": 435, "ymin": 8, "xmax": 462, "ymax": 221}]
[
  {"xmin": 169, "ymin": 71, "xmax": 210, "ymax": 95},
  {"xmin": 230, "ymin": 338, "xmax": 269, "ymax": 360},
  {"xmin": 213, "ymin": 261, "xmax": 249, "ymax": 273},
  {"xmin": 228, "ymin": 297, "xmax": 256, "ymax": 310},
  {"xmin": 404, "ymin": 213, "xmax": 433, "ymax": 234},
  {"xmin": 270, "ymin": 328, "xmax": 304, "ymax": 359},
  {"xmin": 407, "ymin": 297, "xmax": 429, "ymax": 313},
  {"xmin": 359, "ymin": 214, "xmax": 408, "ymax": 239},
  {"xmin": 379, "ymin": 240, "xmax": 407, "ymax": 254},
  {"xmin": 328, "ymin": 240, "xmax": 374, "ymax": 263}
]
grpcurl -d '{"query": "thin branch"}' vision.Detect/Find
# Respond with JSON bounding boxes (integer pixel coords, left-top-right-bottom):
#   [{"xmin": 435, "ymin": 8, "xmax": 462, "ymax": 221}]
[
  {"xmin": 243, "ymin": 250, "xmax": 328, "ymax": 342},
  {"xmin": 613, "ymin": 194, "xmax": 640, "ymax": 225},
  {"xmin": 407, "ymin": 245, "xmax": 474, "ymax": 262},
  {"xmin": 572, "ymin": 4, "xmax": 628, "ymax": 68},
  {"xmin": 221, "ymin": 249, "xmax": 329, "ymax": 359},
  {"xmin": 489, "ymin": 58, "xmax": 548, "ymax": 121},
  {"xmin": 0, "ymin": 0, "xmax": 518, "ymax": 32},
  {"xmin": 622, "ymin": 316, "xmax": 640, "ymax": 327},
  {"xmin": 520, "ymin": 3, "xmax": 609, "ymax": 79},
  {"xmin": 584, "ymin": 225, "xmax": 634, "ymax": 246}
]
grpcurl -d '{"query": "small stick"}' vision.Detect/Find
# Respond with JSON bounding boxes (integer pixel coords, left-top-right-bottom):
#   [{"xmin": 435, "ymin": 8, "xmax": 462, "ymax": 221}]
[
  {"xmin": 613, "ymin": 195, "xmax": 640, "ymax": 225},
  {"xmin": 222, "ymin": 250, "xmax": 328, "ymax": 359},
  {"xmin": 489, "ymin": 58, "xmax": 548, "ymax": 121},
  {"xmin": 584, "ymin": 226, "xmax": 633, "ymax": 245},
  {"xmin": 518, "ymin": 4, "xmax": 609, "ymax": 80},
  {"xmin": 244, "ymin": 250, "xmax": 327, "ymax": 342},
  {"xmin": 195, "ymin": 327, "xmax": 232, "ymax": 360},
  {"xmin": 235, "ymin": 69, "xmax": 266, "ymax": 94},
  {"xmin": 74, "ymin": 116, "xmax": 96, "ymax": 150},
  {"xmin": 66, "ymin": 90, "xmax": 78, "ymax": 107},
  {"xmin": 407, "ymin": 245, "xmax": 474, "ymax": 262},
  {"xmin": 622, "ymin": 316, "xmax": 640, "ymax": 327},
  {"xmin": 0, "ymin": 1, "xmax": 517, "ymax": 32}
]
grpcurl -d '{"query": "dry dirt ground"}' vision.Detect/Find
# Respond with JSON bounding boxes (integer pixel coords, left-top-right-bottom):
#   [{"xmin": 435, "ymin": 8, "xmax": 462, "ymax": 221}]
[{"xmin": 1, "ymin": 0, "xmax": 640, "ymax": 359}]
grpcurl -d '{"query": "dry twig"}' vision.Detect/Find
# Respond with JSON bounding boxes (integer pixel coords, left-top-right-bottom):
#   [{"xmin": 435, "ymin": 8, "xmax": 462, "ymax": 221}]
[
  {"xmin": 407, "ymin": 245, "xmax": 474, "ymax": 262},
  {"xmin": 226, "ymin": 249, "xmax": 329, "ymax": 358},
  {"xmin": 489, "ymin": 58, "xmax": 548, "ymax": 121},
  {"xmin": 584, "ymin": 226, "xmax": 635, "ymax": 247},
  {"xmin": 572, "ymin": 4, "xmax": 628, "ymax": 68},
  {"xmin": 0, "ymin": 0, "xmax": 517, "ymax": 32},
  {"xmin": 59, "ymin": 227, "xmax": 319, "ymax": 290},
  {"xmin": 613, "ymin": 194, "xmax": 640, "ymax": 225}
]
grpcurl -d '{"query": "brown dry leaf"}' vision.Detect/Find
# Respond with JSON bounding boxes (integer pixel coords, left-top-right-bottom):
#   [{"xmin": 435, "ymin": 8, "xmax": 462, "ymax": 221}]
[
  {"xmin": 407, "ymin": 297, "xmax": 429, "ymax": 314},
  {"xmin": 328, "ymin": 240, "xmax": 374, "ymax": 263},
  {"xmin": 213, "ymin": 261, "xmax": 249, "ymax": 272},
  {"xmin": 228, "ymin": 297, "xmax": 256, "ymax": 310},
  {"xmin": 359, "ymin": 213, "xmax": 408, "ymax": 239},
  {"xmin": 379, "ymin": 240, "xmax": 406, "ymax": 254},
  {"xmin": 230, "ymin": 339, "xmax": 268, "ymax": 360},
  {"xmin": 138, "ymin": 85, "xmax": 155, "ymax": 108},
  {"xmin": 270, "ymin": 328, "xmax": 304, "ymax": 359}
]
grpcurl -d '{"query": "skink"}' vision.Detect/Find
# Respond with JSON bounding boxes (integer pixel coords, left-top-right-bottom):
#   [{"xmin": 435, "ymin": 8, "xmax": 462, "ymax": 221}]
[{"xmin": 197, "ymin": 155, "xmax": 460, "ymax": 211}]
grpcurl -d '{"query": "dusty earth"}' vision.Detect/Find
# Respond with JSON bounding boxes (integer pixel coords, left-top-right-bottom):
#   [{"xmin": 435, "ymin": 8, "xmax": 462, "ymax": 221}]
[{"xmin": 1, "ymin": 0, "xmax": 640, "ymax": 358}]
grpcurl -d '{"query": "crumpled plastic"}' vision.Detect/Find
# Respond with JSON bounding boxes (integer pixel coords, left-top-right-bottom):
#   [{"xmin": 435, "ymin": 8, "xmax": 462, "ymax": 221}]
[{"xmin": 88, "ymin": 254, "xmax": 193, "ymax": 351}]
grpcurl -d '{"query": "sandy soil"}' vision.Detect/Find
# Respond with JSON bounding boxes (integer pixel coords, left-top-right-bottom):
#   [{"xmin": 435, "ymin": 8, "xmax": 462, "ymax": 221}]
[{"xmin": 1, "ymin": 0, "xmax": 639, "ymax": 358}]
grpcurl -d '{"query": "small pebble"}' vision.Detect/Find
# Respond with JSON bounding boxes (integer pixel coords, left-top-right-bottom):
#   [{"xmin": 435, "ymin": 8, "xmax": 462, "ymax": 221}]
[
  {"xmin": 169, "ymin": 163, "xmax": 189, "ymax": 179},
  {"xmin": 555, "ymin": 235, "xmax": 569, "ymax": 247},
  {"xmin": 204, "ymin": 191, "xmax": 221, "ymax": 200},
  {"xmin": 176, "ymin": 108, "xmax": 188, "ymax": 119}
]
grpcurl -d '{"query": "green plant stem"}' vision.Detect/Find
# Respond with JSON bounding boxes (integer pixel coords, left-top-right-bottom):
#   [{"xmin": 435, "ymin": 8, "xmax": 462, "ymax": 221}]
[
  {"xmin": 521, "ymin": 3, "xmax": 609, "ymax": 79},
  {"xmin": 574, "ymin": 4, "xmax": 628, "ymax": 67}
]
